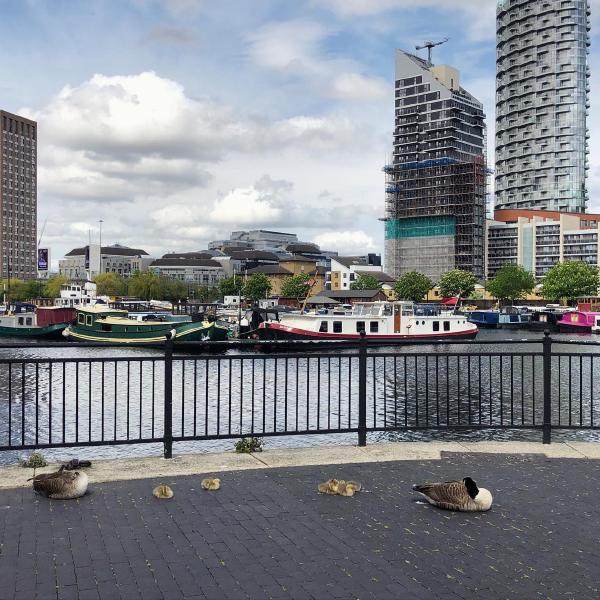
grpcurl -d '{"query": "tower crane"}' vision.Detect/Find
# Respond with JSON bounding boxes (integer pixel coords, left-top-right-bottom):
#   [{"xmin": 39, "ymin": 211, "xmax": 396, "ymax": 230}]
[{"xmin": 415, "ymin": 38, "xmax": 449, "ymax": 65}]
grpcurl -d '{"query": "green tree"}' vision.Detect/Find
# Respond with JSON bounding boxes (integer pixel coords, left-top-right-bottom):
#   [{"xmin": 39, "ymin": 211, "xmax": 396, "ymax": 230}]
[
  {"xmin": 219, "ymin": 276, "xmax": 244, "ymax": 297},
  {"xmin": 487, "ymin": 264, "xmax": 535, "ymax": 305},
  {"xmin": 127, "ymin": 271, "xmax": 161, "ymax": 300},
  {"xmin": 394, "ymin": 271, "xmax": 433, "ymax": 303},
  {"xmin": 0, "ymin": 278, "xmax": 28, "ymax": 301},
  {"xmin": 350, "ymin": 273, "xmax": 382, "ymax": 290},
  {"xmin": 281, "ymin": 272, "xmax": 311, "ymax": 300},
  {"xmin": 43, "ymin": 275, "xmax": 69, "ymax": 298},
  {"xmin": 160, "ymin": 278, "xmax": 188, "ymax": 302},
  {"xmin": 438, "ymin": 269, "xmax": 478, "ymax": 299},
  {"xmin": 94, "ymin": 272, "xmax": 126, "ymax": 297},
  {"xmin": 243, "ymin": 273, "xmax": 272, "ymax": 302},
  {"xmin": 23, "ymin": 280, "xmax": 42, "ymax": 300},
  {"xmin": 541, "ymin": 261, "xmax": 599, "ymax": 305}
]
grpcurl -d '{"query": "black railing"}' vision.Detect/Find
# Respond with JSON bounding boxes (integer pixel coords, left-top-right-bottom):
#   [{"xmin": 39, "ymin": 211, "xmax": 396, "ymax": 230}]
[{"xmin": 1, "ymin": 332, "xmax": 600, "ymax": 456}]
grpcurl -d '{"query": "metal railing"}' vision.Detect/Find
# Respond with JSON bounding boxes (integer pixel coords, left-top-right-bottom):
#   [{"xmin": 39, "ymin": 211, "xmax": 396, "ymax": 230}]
[{"xmin": 1, "ymin": 333, "xmax": 599, "ymax": 457}]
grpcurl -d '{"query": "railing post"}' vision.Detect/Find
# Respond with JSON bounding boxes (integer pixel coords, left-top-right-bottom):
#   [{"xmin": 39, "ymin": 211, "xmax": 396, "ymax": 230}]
[
  {"xmin": 542, "ymin": 329, "xmax": 552, "ymax": 444},
  {"xmin": 163, "ymin": 333, "xmax": 174, "ymax": 458},
  {"xmin": 358, "ymin": 331, "xmax": 367, "ymax": 447}
]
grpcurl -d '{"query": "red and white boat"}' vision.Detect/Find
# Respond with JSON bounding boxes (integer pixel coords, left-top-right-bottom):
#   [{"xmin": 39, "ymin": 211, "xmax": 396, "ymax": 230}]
[{"xmin": 257, "ymin": 301, "xmax": 478, "ymax": 342}]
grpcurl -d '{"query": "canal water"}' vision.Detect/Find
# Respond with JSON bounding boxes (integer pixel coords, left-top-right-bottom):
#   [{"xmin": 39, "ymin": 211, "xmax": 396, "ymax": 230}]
[{"xmin": 0, "ymin": 329, "xmax": 599, "ymax": 464}]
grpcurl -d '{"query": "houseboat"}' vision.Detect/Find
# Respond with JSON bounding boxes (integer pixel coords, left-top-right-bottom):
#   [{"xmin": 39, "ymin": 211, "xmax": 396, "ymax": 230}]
[
  {"xmin": 54, "ymin": 281, "xmax": 109, "ymax": 308},
  {"xmin": 63, "ymin": 305, "xmax": 229, "ymax": 344},
  {"xmin": 557, "ymin": 311, "xmax": 600, "ymax": 334},
  {"xmin": 467, "ymin": 308, "xmax": 532, "ymax": 329},
  {"xmin": 529, "ymin": 306, "xmax": 573, "ymax": 332},
  {"xmin": 0, "ymin": 304, "xmax": 76, "ymax": 338},
  {"xmin": 255, "ymin": 301, "xmax": 478, "ymax": 342}
]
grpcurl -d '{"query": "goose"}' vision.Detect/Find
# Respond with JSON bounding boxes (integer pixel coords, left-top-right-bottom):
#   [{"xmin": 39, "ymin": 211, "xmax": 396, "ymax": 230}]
[
  {"xmin": 30, "ymin": 468, "xmax": 89, "ymax": 499},
  {"xmin": 201, "ymin": 478, "xmax": 221, "ymax": 491},
  {"xmin": 153, "ymin": 484, "xmax": 174, "ymax": 499},
  {"xmin": 412, "ymin": 477, "xmax": 492, "ymax": 512}
]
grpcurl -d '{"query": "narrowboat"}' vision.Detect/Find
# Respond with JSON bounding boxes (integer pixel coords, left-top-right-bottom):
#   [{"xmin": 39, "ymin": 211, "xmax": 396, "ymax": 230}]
[
  {"xmin": 529, "ymin": 307, "xmax": 574, "ymax": 332},
  {"xmin": 256, "ymin": 301, "xmax": 478, "ymax": 342},
  {"xmin": 557, "ymin": 311, "xmax": 600, "ymax": 334},
  {"xmin": 467, "ymin": 310, "xmax": 499, "ymax": 328},
  {"xmin": 467, "ymin": 308, "xmax": 532, "ymax": 329},
  {"xmin": 0, "ymin": 304, "xmax": 76, "ymax": 338},
  {"xmin": 63, "ymin": 305, "xmax": 229, "ymax": 344}
]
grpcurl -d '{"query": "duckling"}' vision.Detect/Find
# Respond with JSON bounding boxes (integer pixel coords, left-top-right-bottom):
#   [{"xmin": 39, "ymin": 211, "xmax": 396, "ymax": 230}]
[
  {"xmin": 30, "ymin": 468, "xmax": 88, "ymax": 499},
  {"xmin": 412, "ymin": 477, "xmax": 492, "ymax": 512},
  {"xmin": 317, "ymin": 479, "xmax": 340, "ymax": 494},
  {"xmin": 153, "ymin": 484, "xmax": 174, "ymax": 499},
  {"xmin": 201, "ymin": 478, "xmax": 221, "ymax": 491},
  {"xmin": 336, "ymin": 482, "xmax": 355, "ymax": 497},
  {"xmin": 346, "ymin": 480, "xmax": 362, "ymax": 492}
]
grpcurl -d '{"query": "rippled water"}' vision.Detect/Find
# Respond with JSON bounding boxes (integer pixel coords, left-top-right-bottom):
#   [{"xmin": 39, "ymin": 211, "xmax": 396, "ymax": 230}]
[{"xmin": 1, "ymin": 329, "xmax": 599, "ymax": 464}]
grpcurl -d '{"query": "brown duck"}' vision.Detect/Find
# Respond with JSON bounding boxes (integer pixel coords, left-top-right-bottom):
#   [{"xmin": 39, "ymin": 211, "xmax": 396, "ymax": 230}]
[{"xmin": 30, "ymin": 467, "xmax": 89, "ymax": 499}]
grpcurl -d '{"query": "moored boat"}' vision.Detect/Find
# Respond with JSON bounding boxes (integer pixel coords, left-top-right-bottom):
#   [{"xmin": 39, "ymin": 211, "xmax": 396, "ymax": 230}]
[
  {"xmin": 557, "ymin": 311, "xmax": 600, "ymax": 334},
  {"xmin": 63, "ymin": 305, "xmax": 229, "ymax": 344},
  {"xmin": 256, "ymin": 301, "xmax": 477, "ymax": 342},
  {"xmin": 0, "ymin": 304, "xmax": 76, "ymax": 338},
  {"xmin": 467, "ymin": 307, "xmax": 532, "ymax": 329}
]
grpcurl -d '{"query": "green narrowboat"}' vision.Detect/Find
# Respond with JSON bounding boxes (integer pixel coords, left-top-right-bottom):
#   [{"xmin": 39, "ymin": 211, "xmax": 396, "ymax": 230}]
[
  {"xmin": 0, "ymin": 305, "xmax": 76, "ymax": 339},
  {"xmin": 63, "ymin": 305, "xmax": 229, "ymax": 344}
]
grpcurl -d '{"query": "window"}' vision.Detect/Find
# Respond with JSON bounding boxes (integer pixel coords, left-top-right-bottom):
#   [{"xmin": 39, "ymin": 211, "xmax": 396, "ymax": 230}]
[
  {"xmin": 86, "ymin": 315, "xmax": 93, "ymax": 326},
  {"xmin": 18, "ymin": 317, "xmax": 23, "ymax": 325},
  {"xmin": 433, "ymin": 321, "xmax": 439, "ymax": 331},
  {"xmin": 78, "ymin": 314, "xmax": 85, "ymax": 324},
  {"xmin": 101, "ymin": 324, "xmax": 112, "ymax": 332},
  {"xmin": 356, "ymin": 321, "xmax": 365, "ymax": 333},
  {"xmin": 370, "ymin": 321, "xmax": 378, "ymax": 333},
  {"xmin": 443, "ymin": 321, "xmax": 450, "ymax": 331},
  {"xmin": 333, "ymin": 321, "xmax": 342, "ymax": 333},
  {"xmin": 26, "ymin": 317, "xmax": 32, "ymax": 326},
  {"xmin": 319, "ymin": 321, "xmax": 328, "ymax": 333}
]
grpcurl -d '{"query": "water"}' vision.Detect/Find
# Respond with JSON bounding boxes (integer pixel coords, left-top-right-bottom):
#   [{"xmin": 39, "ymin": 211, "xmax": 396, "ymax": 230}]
[{"xmin": 1, "ymin": 328, "xmax": 599, "ymax": 465}]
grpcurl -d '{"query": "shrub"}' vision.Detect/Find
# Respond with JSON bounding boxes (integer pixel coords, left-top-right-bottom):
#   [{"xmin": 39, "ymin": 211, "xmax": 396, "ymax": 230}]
[
  {"xmin": 20, "ymin": 451, "xmax": 48, "ymax": 468},
  {"xmin": 234, "ymin": 437, "xmax": 264, "ymax": 453}
]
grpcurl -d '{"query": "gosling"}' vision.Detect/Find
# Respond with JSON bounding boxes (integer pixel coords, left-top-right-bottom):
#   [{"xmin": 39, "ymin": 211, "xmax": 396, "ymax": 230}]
[
  {"xmin": 153, "ymin": 484, "xmax": 174, "ymax": 499},
  {"xmin": 201, "ymin": 478, "xmax": 221, "ymax": 491}
]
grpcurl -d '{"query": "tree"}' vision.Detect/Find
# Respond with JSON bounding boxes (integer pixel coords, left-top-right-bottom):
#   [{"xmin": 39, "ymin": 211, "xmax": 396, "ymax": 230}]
[
  {"xmin": 487, "ymin": 264, "xmax": 535, "ymax": 305},
  {"xmin": 438, "ymin": 269, "xmax": 478, "ymax": 299},
  {"xmin": 219, "ymin": 276, "xmax": 244, "ymax": 297},
  {"xmin": 160, "ymin": 278, "xmax": 188, "ymax": 302},
  {"xmin": 23, "ymin": 280, "xmax": 42, "ymax": 300},
  {"xmin": 43, "ymin": 275, "xmax": 69, "ymax": 298},
  {"xmin": 350, "ymin": 273, "xmax": 382, "ymax": 290},
  {"xmin": 394, "ymin": 271, "xmax": 433, "ymax": 303},
  {"xmin": 541, "ymin": 261, "xmax": 599, "ymax": 305},
  {"xmin": 127, "ymin": 271, "xmax": 161, "ymax": 300},
  {"xmin": 281, "ymin": 273, "xmax": 311, "ymax": 300},
  {"xmin": 0, "ymin": 278, "xmax": 28, "ymax": 301},
  {"xmin": 243, "ymin": 273, "xmax": 272, "ymax": 302},
  {"xmin": 94, "ymin": 272, "xmax": 126, "ymax": 297}
]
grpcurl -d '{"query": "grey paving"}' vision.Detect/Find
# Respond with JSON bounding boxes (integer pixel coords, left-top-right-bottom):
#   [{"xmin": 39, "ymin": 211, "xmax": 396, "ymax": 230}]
[{"xmin": 1, "ymin": 452, "xmax": 599, "ymax": 599}]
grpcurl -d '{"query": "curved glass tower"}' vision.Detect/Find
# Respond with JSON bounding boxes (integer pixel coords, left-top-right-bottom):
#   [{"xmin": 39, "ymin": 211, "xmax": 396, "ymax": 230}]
[{"xmin": 495, "ymin": 0, "xmax": 591, "ymax": 213}]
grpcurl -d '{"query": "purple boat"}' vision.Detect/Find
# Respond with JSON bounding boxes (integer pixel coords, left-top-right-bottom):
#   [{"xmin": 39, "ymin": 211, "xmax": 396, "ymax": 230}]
[{"xmin": 557, "ymin": 311, "xmax": 600, "ymax": 333}]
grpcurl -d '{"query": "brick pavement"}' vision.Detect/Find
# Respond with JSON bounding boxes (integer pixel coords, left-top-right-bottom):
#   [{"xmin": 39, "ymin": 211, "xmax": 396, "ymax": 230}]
[{"xmin": 1, "ymin": 452, "xmax": 599, "ymax": 599}]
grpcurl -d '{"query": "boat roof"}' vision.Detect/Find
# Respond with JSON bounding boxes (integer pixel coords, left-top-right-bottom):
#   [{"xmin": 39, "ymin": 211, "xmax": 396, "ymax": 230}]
[
  {"xmin": 78, "ymin": 305, "xmax": 127, "ymax": 314},
  {"xmin": 97, "ymin": 316, "xmax": 173, "ymax": 326}
]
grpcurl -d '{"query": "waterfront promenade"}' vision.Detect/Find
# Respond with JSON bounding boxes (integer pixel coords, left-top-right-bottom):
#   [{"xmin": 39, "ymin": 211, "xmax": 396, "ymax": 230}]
[{"xmin": 1, "ymin": 442, "xmax": 600, "ymax": 599}]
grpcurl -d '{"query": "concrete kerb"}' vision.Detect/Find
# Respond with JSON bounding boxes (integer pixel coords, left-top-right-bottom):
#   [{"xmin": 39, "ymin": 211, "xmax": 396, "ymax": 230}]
[{"xmin": 1, "ymin": 441, "xmax": 599, "ymax": 490}]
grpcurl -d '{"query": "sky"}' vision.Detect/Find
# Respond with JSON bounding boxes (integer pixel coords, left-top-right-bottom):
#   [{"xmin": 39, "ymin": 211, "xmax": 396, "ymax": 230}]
[{"xmin": 0, "ymin": 0, "xmax": 599, "ymax": 268}]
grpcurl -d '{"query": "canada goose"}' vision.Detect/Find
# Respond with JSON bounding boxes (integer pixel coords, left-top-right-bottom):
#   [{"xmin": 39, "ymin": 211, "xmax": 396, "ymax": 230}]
[
  {"xmin": 153, "ymin": 484, "xmax": 174, "ymax": 499},
  {"xmin": 29, "ymin": 468, "xmax": 88, "ymax": 499},
  {"xmin": 412, "ymin": 477, "xmax": 493, "ymax": 512},
  {"xmin": 201, "ymin": 478, "xmax": 221, "ymax": 491}
]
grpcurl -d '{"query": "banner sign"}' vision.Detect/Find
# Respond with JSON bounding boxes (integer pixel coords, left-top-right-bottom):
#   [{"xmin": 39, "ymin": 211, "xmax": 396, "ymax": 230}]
[{"xmin": 37, "ymin": 248, "xmax": 49, "ymax": 271}]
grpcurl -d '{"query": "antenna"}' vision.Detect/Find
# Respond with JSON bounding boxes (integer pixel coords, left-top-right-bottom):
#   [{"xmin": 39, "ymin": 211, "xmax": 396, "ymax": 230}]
[{"xmin": 415, "ymin": 38, "xmax": 449, "ymax": 65}]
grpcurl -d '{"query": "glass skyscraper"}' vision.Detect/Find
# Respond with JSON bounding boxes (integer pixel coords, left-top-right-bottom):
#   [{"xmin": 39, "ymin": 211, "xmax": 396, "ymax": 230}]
[{"xmin": 495, "ymin": 0, "xmax": 591, "ymax": 213}]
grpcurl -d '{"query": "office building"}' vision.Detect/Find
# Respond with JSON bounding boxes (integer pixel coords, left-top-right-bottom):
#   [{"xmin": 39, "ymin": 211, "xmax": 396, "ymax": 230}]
[
  {"xmin": 487, "ymin": 208, "xmax": 600, "ymax": 280},
  {"xmin": 384, "ymin": 49, "xmax": 486, "ymax": 282},
  {"xmin": 495, "ymin": 0, "xmax": 591, "ymax": 212},
  {"xmin": 149, "ymin": 254, "xmax": 225, "ymax": 287},
  {"xmin": 59, "ymin": 244, "xmax": 151, "ymax": 280},
  {"xmin": 0, "ymin": 110, "xmax": 37, "ymax": 279}
]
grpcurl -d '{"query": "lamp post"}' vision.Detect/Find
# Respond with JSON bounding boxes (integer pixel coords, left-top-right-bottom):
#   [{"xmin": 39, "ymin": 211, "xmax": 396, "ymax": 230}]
[{"xmin": 99, "ymin": 220, "xmax": 103, "ymax": 248}]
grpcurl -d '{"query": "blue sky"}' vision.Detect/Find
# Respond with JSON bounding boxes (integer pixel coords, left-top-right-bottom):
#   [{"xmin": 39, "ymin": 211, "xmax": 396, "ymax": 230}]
[{"xmin": 0, "ymin": 0, "xmax": 598, "ymax": 264}]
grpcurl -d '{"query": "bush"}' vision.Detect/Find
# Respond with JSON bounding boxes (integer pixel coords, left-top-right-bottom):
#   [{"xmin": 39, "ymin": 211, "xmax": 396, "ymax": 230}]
[
  {"xmin": 21, "ymin": 451, "xmax": 48, "ymax": 468},
  {"xmin": 234, "ymin": 437, "xmax": 263, "ymax": 453}
]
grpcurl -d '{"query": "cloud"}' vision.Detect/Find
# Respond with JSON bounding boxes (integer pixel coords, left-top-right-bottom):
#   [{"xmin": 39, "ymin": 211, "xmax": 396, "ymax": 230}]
[
  {"xmin": 311, "ymin": 0, "xmax": 496, "ymax": 41},
  {"xmin": 211, "ymin": 187, "xmax": 284, "ymax": 225},
  {"xmin": 146, "ymin": 26, "xmax": 199, "ymax": 46},
  {"xmin": 246, "ymin": 20, "xmax": 391, "ymax": 101},
  {"xmin": 312, "ymin": 230, "xmax": 376, "ymax": 253}
]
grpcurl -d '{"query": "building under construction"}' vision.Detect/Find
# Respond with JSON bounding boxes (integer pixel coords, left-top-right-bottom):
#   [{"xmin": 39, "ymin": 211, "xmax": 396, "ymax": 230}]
[{"xmin": 384, "ymin": 48, "xmax": 486, "ymax": 282}]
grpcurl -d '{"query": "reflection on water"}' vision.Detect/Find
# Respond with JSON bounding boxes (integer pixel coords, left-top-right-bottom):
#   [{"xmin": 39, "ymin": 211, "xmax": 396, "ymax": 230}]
[{"xmin": 1, "ymin": 328, "xmax": 600, "ymax": 464}]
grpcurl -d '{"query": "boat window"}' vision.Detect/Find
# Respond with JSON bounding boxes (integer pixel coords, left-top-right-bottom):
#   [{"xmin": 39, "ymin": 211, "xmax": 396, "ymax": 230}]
[
  {"xmin": 333, "ymin": 321, "xmax": 342, "ymax": 333},
  {"xmin": 433, "ymin": 321, "xmax": 439, "ymax": 331},
  {"xmin": 101, "ymin": 324, "xmax": 112, "ymax": 332},
  {"xmin": 18, "ymin": 317, "xmax": 24, "ymax": 325},
  {"xmin": 370, "ymin": 321, "xmax": 378, "ymax": 333},
  {"xmin": 382, "ymin": 305, "xmax": 392, "ymax": 316},
  {"xmin": 86, "ymin": 315, "xmax": 93, "ymax": 326},
  {"xmin": 356, "ymin": 321, "xmax": 365, "ymax": 333},
  {"xmin": 443, "ymin": 321, "xmax": 450, "ymax": 331},
  {"xmin": 78, "ymin": 314, "xmax": 85, "ymax": 324},
  {"xmin": 402, "ymin": 307, "xmax": 413, "ymax": 316},
  {"xmin": 319, "ymin": 321, "xmax": 328, "ymax": 333},
  {"xmin": 26, "ymin": 318, "xmax": 32, "ymax": 326}
]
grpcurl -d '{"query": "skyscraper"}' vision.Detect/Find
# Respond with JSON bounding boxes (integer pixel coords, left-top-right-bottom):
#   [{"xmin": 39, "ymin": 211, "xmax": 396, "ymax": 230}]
[
  {"xmin": 384, "ymin": 50, "xmax": 486, "ymax": 282},
  {"xmin": 0, "ymin": 110, "xmax": 37, "ymax": 279},
  {"xmin": 495, "ymin": 0, "xmax": 591, "ymax": 213}
]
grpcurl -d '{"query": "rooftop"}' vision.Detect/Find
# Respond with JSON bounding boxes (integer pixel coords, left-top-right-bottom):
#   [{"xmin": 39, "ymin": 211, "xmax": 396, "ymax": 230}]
[
  {"xmin": 246, "ymin": 264, "xmax": 293, "ymax": 275},
  {"xmin": 150, "ymin": 258, "xmax": 223, "ymax": 268},
  {"xmin": 65, "ymin": 244, "xmax": 149, "ymax": 257}
]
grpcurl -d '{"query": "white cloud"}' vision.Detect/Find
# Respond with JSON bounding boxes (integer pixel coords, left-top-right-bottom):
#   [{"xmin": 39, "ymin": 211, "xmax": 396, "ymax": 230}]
[
  {"xmin": 312, "ymin": 230, "xmax": 376, "ymax": 253},
  {"xmin": 329, "ymin": 73, "xmax": 389, "ymax": 100},
  {"xmin": 210, "ymin": 186, "xmax": 284, "ymax": 225}
]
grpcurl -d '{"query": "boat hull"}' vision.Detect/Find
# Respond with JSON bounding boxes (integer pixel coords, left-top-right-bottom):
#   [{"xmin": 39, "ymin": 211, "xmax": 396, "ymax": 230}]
[
  {"xmin": 258, "ymin": 322, "xmax": 478, "ymax": 342},
  {"xmin": 557, "ymin": 323, "xmax": 592, "ymax": 334},
  {"xmin": 0, "ymin": 323, "xmax": 68, "ymax": 339}
]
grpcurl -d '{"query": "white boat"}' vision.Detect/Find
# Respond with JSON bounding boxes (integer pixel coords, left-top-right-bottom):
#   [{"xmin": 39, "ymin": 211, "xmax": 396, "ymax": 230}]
[{"xmin": 256, "ymin": 301, "xmax": 478, "ymax": 342}]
